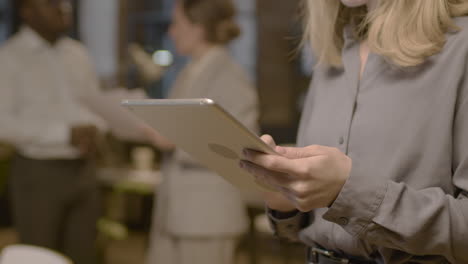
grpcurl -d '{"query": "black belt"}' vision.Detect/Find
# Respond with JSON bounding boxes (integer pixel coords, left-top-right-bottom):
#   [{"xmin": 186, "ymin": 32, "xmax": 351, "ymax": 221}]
[{"xmin": 307, "ymin": 247, "xmax": 376, "ymax": 264}]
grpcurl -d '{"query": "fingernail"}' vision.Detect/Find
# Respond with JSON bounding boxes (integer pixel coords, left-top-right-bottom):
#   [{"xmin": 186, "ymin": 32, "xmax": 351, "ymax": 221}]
[
  {"xmin": 243, "ymin": 149, "xmax": 249, "ymax": 157},
  {"xmin": 239, "ymin": 161, "xmax": 245, "ymax": 169}
]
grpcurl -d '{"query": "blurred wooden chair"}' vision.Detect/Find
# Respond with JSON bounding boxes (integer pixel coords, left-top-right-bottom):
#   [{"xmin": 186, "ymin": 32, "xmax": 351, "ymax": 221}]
[
  {"xmin": 96, "ymin": 168, "xmax": 160, "ymax": 263},
  {"xmin": 0, "ymin": 143, "xmax": 14, "ymax": 197},
  {"xmin": 241, "ymin": 212, "xmax": 305, "ymax": 264},
  {"xmin": 0, "ymin": 245, "xmax": 73, "ymax": 264},
  {"xmin": 0, "ymin": 143, "xmax": 15, "ymax": 227}
]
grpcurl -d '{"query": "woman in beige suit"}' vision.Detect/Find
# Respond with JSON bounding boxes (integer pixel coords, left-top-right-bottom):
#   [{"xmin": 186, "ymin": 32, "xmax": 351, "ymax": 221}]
[{"xmin": 145, "ymin": 0, "xmax": 259, "ymax": 263}]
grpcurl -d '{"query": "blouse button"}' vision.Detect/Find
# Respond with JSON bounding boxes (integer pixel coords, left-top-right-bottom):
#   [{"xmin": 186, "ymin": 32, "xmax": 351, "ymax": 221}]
[
  {"xmin": 337, "ymin": 217, "xmax": 349, "ymax": 226},
  {"xmin": 339, "ymin": 137, "xmax": 345, "ymax": 145}
]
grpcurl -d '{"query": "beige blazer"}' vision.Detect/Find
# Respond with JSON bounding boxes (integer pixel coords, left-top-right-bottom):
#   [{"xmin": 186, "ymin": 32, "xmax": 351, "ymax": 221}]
[{"xmin": 154, "ymin": 47, "xmax": 259, "ymax": 237}]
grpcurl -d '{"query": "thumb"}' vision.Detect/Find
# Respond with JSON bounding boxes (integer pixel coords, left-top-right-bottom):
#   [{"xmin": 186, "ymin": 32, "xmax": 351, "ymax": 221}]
[{"xmin": 260, "ymin": 134, "xmax": 277, "ymax": 148}]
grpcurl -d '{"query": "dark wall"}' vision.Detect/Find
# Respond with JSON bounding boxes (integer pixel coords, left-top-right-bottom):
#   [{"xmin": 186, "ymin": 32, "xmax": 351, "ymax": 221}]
[{"xmin": 256, "ymin": 0, "xmax": 310, "ymax": 144}]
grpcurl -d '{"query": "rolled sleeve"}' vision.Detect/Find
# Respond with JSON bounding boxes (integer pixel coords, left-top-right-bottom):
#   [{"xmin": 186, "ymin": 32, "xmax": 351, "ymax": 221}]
[
  {"xmin": 322, "ymin": 160, "xmax": 388, "ymax": 237},
  {"xmin": 267, "ymin": 208, "xmax": 309, "ymax": 242}
]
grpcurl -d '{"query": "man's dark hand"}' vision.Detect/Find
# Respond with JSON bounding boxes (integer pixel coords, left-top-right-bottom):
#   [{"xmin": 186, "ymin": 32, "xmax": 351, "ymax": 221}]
[{"xmin": 70, "ymin": 125, "xmax": 98, "ymax": 157}]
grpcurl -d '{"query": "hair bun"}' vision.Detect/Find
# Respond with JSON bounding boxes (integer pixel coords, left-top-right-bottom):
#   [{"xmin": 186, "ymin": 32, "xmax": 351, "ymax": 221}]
[
  {"xmin": 216, "ymin": 19, "xmax": 241, "ymax": 44},
  {"xmin": 183, "ymin": 0, "xmax": 241, "ymax": 45}
]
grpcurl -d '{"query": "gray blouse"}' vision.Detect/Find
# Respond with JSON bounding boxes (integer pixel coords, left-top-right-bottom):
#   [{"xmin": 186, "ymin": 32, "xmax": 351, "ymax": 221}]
[{"xmin": 269, "ymin": 17, "xmax": 468, "ymax": 264}]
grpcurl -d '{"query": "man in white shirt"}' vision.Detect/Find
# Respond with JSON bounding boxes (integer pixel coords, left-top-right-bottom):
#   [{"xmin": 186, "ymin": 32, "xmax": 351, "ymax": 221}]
[{"xmin": 0, "ymin": 1, "xmax": 107, "ymax": 263}]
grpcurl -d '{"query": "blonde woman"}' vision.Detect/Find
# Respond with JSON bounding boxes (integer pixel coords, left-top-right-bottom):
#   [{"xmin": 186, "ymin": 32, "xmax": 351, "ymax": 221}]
[
  {"xmin": 144, "ymin": 0, "xmax": 258, "ymax": 264},
  {"xmin": 240, "ymin": 0, "xmax": 468, "ymax": 263}
]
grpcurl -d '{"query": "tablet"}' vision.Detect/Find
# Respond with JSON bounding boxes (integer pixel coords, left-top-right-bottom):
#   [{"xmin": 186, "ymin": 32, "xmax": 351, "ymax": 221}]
[{"xmin": 122, "ymin": 98, "xmax": 277, "ymax": 193}]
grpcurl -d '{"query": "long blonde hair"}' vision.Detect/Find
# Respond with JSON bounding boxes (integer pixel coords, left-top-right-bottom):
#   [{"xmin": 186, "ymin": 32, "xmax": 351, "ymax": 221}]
[{"xmin": 305, "ymin": 0, "xmax": 468, "ymax": 67}]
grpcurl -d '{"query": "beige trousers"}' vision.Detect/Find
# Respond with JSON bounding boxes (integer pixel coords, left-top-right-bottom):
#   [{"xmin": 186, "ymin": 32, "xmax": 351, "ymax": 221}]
[{"xmin": 146, "ymin": 231, "xmax": 238, "ymax": 264}]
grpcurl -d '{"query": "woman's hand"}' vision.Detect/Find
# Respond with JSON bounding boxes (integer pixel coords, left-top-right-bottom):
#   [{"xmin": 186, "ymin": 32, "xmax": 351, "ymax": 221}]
[
  {"xmin": 252, "ymin": 135, "xmax": 298, "ymax": 213},
  {"xmin": 240, "ymin": 135, "xmax": 352, "ymax": 212}
]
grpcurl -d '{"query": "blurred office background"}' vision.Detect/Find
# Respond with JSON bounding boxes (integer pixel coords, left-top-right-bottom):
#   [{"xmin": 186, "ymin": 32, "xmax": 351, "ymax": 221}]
[{"xmin": 0, "ymin": 0, "xmax": 312, "ymax": 263}]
